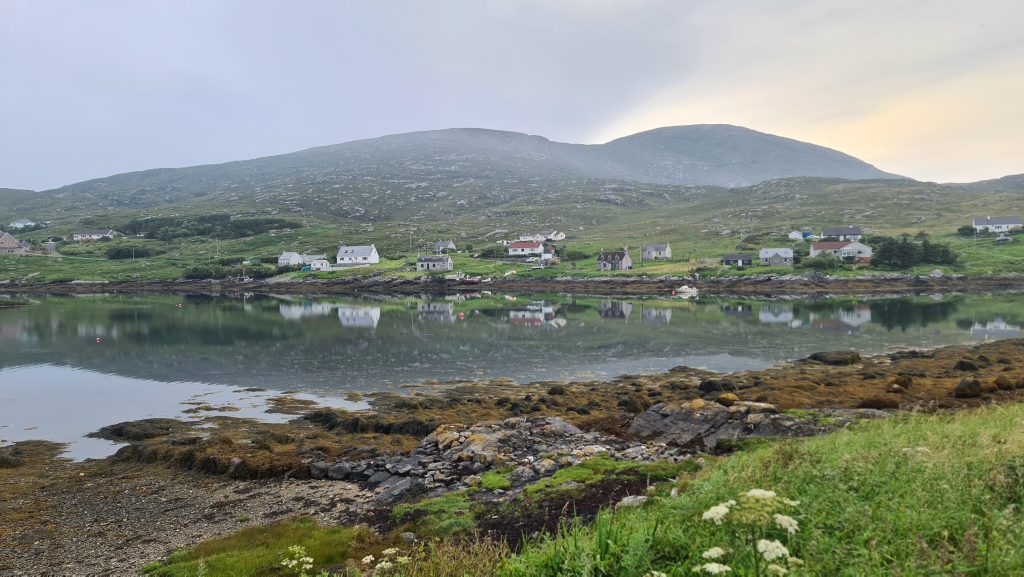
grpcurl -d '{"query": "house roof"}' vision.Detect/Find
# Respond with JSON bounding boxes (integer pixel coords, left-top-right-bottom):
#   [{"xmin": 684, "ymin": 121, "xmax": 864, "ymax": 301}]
[
  {"xmin": 417, "ymin": 255, "xmax": 452, "ymax": 263},
  {"xmin": 76, "ymin": 229, "xmax": 114, "ymax": 236},
  {"xmin": 336, "ymin": 244, "xmax": 377, "ymax": 258},
  {"xmin": 974, "ymin": 216, "xmax": 1023, "ymax": 226},
  {"xmin": 759, "ymin": 248, "xmax": 794, "ymax": 258},
  {"xmin": 811, "ymin": 241, "xmax": 852, "ymax": 250},
  {"xmin": 597, "ymin": 250, "xmax": 629, "ymax": 263},
  {"xmin": 821, "ymin": 226, "xmax": 863, "ymax": 236},
  {"xmin": 0, "ymin": 232, "xmax": 21, "ymax": 248},
  {"xmin": 643, "ymin": 243, "xmax": 670, "ymax": 251},
  {"xmin": 279, "ymin": 251, "xmax": 300, "ymax": 259},
  {"xmin": 509, "ymin": 241, "xmax": 543, "ymax": 249},
  {"xmin": 723, "ymin": 253, "xmax": 755, "ymax": 261},
  {"xmin": 434, "ymin": 240, "xmax": 456, "ymax": 248}
]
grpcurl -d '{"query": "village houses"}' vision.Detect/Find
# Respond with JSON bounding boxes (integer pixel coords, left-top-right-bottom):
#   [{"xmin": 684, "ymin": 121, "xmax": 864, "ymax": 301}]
[
  {"xmin": 973, "ymin": 216, "xmax": 1023, "ymax": 234},
  {"xmin": 519, "ymin": 230, "xmax": 565, "ymax": 242},
  {"xmin": 597, "ymin": 248, "xmax": 632, "ymax": 271},
  {"xmin": 72, "ymin": 229, "xmax": 117, "ymax": 242},
  {"xmin": 336, "ymin": 243, "xmax": 380, "ymax": 266},
  {"xmin": 820, "ymin": 226, "xmax": 863, "ymax": 241},
  {"xmin": 759, "ymin": 248, "xmax": 794, "ymax": 266},
  {"xmin": 417, "ymin": 255, "xmax": 453, "ymax": 272},
  {"xmin": 0, "ymin": 232, "xmax": 29, "ymax": 255},
  {"xmin": 8, "ymin": 219, "xmax": 37, "ymax": 230},
  {"xmin": 641, "ymin": 243, "xmax": 671, "ymax": 260},
  {"xmin": 508, "ymin": 241, "xmax": 545, "ymax": 256},
  {"xmin": 810, "ymin": 241, "xmax": 873, "ymax": 263},
  {"xmin": 277, "ymin": 252, "xmax": 327, "ymax": 267}
]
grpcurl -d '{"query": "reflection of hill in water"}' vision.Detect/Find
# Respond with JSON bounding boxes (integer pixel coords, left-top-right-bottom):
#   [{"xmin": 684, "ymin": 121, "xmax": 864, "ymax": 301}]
[{"xmin": 0, "ymin": 294, "xmax": 1021, "ymax": 391}]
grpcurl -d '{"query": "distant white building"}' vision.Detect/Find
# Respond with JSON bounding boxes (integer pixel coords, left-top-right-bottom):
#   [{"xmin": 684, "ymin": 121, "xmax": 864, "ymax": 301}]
[
  {"xmin": 336, "ymin": 244, "xmax": 380, "ymax": 266},
  {"xmin": 641, "ymin": 243, "xmax": 671, "ymax": 260},
  {"xmin": 72, "ymin": 229, "xmax": 117, "ymax": 242},
  {"xmin": 278, "ymin": 252, "xmax": 327, "ymax": 267},
  {"xmin": 973, "ymin": 216, "xmax": 1023, "ymax": 233},
  {"xmin": 310, "ymin": 259, "xmax": 332, "ymax": 271},
  {"xmin": 509, "ymin": 241, "xmax": 544, "ymax": 256},
  {"xmin": 433, "ymin": 240, "xmax": 456, "ymax": 254},
  {"xmin": 810, "ymin": 241, "xmax": 873, "ymax": 263},
  {"xmin": 8, "ymin": 219, "xmax": 37, "ymax": 230},
  {"xmin": 519, "ymin": 230, "xmax": 565, "ymax": 242}
]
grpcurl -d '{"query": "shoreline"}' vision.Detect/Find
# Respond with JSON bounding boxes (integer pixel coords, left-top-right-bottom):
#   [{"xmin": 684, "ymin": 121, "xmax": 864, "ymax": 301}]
[{"xmin": 2, "ymin": 273, "xmax": 1024, "ymax": 297}]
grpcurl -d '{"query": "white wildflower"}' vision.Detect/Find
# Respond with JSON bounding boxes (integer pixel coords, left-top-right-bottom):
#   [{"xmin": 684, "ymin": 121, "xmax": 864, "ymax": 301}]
[
  {"xmin": 375, "ymin": 560, "xmax": 395, "ymax": 570},
  {"xmin": 396, "ymin": 556, "xmax": 411, "ymax": 565},
  {"xmin": 645, "ymin": 572, "xmax": 668, "ymax": 577},
  {"xmin": 701, "ymin": 503, "xmax": 732, "ymax": 524},
  {"xmin": 757, "ymin": 539, "xmax": 790, "ymax": 562},
  {"xmin": 361, "ymin": 555, "xmax": 375, "ymax": 564},
  {"xmin": 786, "ymin": 557, "xmax": 804, "ymax": 567},
  {"xmin": 773, "ymin": 513, "xmax": 799, "ymax": 534},
  {"xmin": 782, "ymin": 498, "xmax": 800, "ymax": 506},
  {"xmin": 693, "ymin": 562, "xmax": 732, "ymax": 574},
  {"xmin": 382, "ymin": 547, "xmax": 400, "ymax": 556},
  {"xmin": 701, "ymin": 547, "xmax": 727, "ymax": 559},
  {"xmin": 745, "ymin": 489, "xmax": 777, "ymax": 499},
  {"xmin": 766, "ymin": 563, "xmax": 789, "ymax": 576}
]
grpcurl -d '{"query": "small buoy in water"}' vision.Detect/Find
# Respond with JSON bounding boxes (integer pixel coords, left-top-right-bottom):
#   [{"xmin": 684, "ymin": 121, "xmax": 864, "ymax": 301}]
[
  {"xmin": 176, "ymin": 303, "xmax": 183, "ymax": 308},
  {"xmin": 95, "ymin": 337, "xmax": 102, "ymax": 343},
  {"xmin": 672, "ymin": 290, "xmax": 677, "ymax": 296},
  {"xmin": 458, "ymin": 312, "xmax": 465, "ymax": 320}
]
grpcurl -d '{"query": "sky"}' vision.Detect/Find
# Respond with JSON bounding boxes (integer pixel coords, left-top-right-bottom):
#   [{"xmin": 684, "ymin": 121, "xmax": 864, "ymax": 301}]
[{"xmin": 1, "ymin": 0, "xmax": 1022, "ymax": 190}]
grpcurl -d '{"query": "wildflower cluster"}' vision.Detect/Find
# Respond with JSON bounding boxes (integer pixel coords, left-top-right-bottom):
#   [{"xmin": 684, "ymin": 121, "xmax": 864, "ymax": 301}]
[
  {"xmin": 693, "ymin": 489, "xmax": 805, "ymax": 576},
  {"xmin": 280, "ymin": 545, "xmax": 315, "ymax": 576},
  {"xmin": 362, "ymin": 546, "xmax": 413, "ymax": 575}
]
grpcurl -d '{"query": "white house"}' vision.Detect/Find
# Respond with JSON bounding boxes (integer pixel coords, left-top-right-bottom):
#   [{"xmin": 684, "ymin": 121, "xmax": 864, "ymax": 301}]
[
  {"xmin": 336, "ymin": 244, "xmax": 380, "ymax": 266},
  {"xmin": 310, "ymin": 259, "xmax": 332, "ymax": 271},
  {"xmin": 519, "ymin": 230, "xmax": 565, "ymax": 242},
  {"xmin": 973, "ymin": 216, "xmax": 1023, "ymax": 233},
  {"xmin": 0, "ymin": 232, "xmax": 29, "ymax": 255},
  {"xmin": 417, "ymin": 255, "xmax": 453, "ymax": 272},
  {"xmin": 338, "ymin": 306, "xmax": 381, "ymax": 328},
  {"xmin": 788, "ymin": 231, "xmax": 805, "ymax": 241},
  {"xmin": 8, "ymin": 219, "xmax": 37, "ymax": 230},
  {"xmin": 641, "ymin": 243, "xmax": 671, "ymax": 260},
  {"xmin": 72, "ymin": 229, "xmax": 117, "ymax": 242},
  {"xmin": 509, "ymin": 241, "xmax": 544, "ymax": 256},
  {"xmin": 278, "ymin": 252, "xmax": 327, "ymax": 267},
  {"xmin": 810, "ymin": 241, "xmax": 873, "ymax": 263}
]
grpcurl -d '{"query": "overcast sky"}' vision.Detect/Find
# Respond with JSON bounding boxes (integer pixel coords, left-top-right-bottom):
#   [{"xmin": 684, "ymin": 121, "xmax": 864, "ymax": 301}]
[{"xmin": 2, "ymin": 0, "xmax": 1022, "ymax": 190}]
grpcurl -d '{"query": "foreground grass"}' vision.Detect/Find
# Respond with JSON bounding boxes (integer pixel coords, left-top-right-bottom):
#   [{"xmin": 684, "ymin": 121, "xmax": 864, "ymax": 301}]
[
  {"xmin": 501, "ymin": 404, "xmax": 1024, "ymax": 576},
  {"xmin": 141, "ymin": 404, "xmax": 1024, "ymax": 576}
]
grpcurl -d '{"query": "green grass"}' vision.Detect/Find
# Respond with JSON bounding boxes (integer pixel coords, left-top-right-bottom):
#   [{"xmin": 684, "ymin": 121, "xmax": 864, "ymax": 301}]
[
  {"xmin": 499, "ymin": 404, "xmax": 1024, "ymax": 576},
  {"xmin": 140, "ymin": 517, "xmax": 363, "ymax": 576},
  {"xmin": 525, "ymin": 455, "xmax": 695, "ymax": 497},
  {"xmin": 480, "ymin": 468, "xmax": 513, "ymax": 491},
  {"xmin": 392, "ymin": 492, "xmax": 478, "ymax": 537}
]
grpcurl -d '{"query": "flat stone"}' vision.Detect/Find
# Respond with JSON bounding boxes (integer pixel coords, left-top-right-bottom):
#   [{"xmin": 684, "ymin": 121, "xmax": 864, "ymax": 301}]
[{"xmin": 616, "ymin": 495, "xmax": 649, "ymax": 508}]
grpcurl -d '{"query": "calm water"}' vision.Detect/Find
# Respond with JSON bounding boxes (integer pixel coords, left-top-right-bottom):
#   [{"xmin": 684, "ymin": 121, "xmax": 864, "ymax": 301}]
[{"xmin": 1, "ymin": 292, "xmax": 1022, "ymax": 457}]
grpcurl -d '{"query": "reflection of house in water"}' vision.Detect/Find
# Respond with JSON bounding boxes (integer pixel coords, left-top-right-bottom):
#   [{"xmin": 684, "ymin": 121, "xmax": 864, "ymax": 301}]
[
  {"xmin": 811, "ymin": 319, "xmax": 861, "ymax": 335},
  {"xmin": 836, "ymin": 305, "xmax": 872, "ymax": 327},
  {"xmin": 758, "ymin": 303, "xmax": 794, "ymax": 325},
  {"xmin": 509, "ymin": 302, "xmax": 562, "ymax": 327},
  {"xmin": 0, "ymin": 320, "xmax": 28, "ymax": 342},
  {"xmin": 279, "ymin": 302, "xmax": 336, "ymax": 320},
  {"xmin": 417, "ymin": 302, "xmax": 455, "ymax": 323},
  {"xmin": 971, "ymin": 318, "xmax": 1021, "ymax": 340},
  {"xmin": 337, "ymin": 306, "xmax": 381, "ymax": 328},
  {"xmin": 597, "ymin": 300, "xmax": 632, "ymax": 320},
  {"xmin": 641, "ymin": 306, "xmax": 672, "ymax": 324},
  {"xmin": 807, "ymin": 305, "xmax": 872, "ymax": 334},
  {"xmin": 721, "ymin": 303, "xmax": 753, "ymax": 319}
]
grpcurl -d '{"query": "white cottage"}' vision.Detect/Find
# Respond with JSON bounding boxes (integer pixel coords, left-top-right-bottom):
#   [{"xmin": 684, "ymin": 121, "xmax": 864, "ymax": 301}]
[{"xmin": 336, "ymin": 244, "xmax": 380, "ymax": 266}]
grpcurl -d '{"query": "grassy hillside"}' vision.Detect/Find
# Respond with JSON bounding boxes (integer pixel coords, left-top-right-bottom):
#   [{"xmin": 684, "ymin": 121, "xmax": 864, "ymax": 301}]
[{"xmin": 141, "ymin": 402, "xmax": 1024, "ymax": 576}]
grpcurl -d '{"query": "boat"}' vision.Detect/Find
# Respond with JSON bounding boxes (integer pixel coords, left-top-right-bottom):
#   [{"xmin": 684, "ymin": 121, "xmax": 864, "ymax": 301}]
[{"xmin": 673, "ymin": 285, "xmax": 699, "ymax": 299}]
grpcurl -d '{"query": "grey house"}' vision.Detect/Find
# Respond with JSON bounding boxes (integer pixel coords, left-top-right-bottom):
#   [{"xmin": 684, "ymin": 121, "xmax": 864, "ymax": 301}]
[
  {"xmin": 722, "ymin": 253, "xmax": 755, "ymax": 267},
  {"xmin": 821, "ymin": 225, "xmax": 863, "ymax": 241},
  {"xmin": 642, "ymin": 243, "xmax": 672, "ymax": 260},
  {"xmin": 759, "ymin": 248, "xmax": 794, "ymax": 266},
  {"xmin": 416, "ymin": 255, "xmax": 453, "ymax": 272},
  {"xmin": 597, "ymin": 249, "xmax": 633, "ymax": 271},
  {"xmin": 973, "ymin": 216, "xmax": 1023, "ymax": 233},
  {"xmin": 433, "ymin": 240, "xmax": 456, "ymax": 254}
]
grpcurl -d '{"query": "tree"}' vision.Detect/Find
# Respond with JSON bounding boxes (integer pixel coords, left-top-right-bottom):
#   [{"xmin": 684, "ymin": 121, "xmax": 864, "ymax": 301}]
[{"xmin": 958, "ymin": 225, "xmax": 978, "ymax": 237}]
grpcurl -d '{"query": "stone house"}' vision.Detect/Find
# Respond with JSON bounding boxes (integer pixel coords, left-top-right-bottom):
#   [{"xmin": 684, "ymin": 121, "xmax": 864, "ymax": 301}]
[
  {"xmin": 416, "ymin": 255, "xmax": 453, "ymax": 272},
  {"xmin": 759, "ymin": 248, "xmax": 794, "ymax": 266},
  {"xmin": 722, "ymin": 253, "xmax": 755, "ymax": 267},
  {"xmin": 597, "ymin": 249, "xmax": 632, "ymax": 271},
  {"xmin": 0, "ymin": 232, "xmax": 29, "ymax": 255}
]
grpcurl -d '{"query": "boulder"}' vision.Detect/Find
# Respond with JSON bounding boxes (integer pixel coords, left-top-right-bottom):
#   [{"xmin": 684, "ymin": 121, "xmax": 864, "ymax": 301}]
[
  {"xmin": 808, "ymin": 351, "xmax": 861, "ymax": 366},
  {"xmin": 616, "ymin": 495, "xmax": 649, "ymax": 509},
  {"xmin": 507, "ymin": 466, "xmax": 536, "ymax": 486},
  {"xmin": 890, "ymin": 374, "xmax": 913, "ymax": 388},
  {"xmin": 374, "ymin": 477, "xmax": 426, "ymax": 505},
  {"xmin": 953, "ymin": 379, "xmax": 982, "ymax": 398},
  {"xmin": 327, "ymin": 462, "xmax": 352, "ymax": 480},
  {"xmin": 716, "ymin": 393, "xmax": 740, "ymax": 407},
  {"xmin": 309, "ymin": 461, "xmax": 329, "ymax": 479},
  {"xmin": 994, "ymin": 375, "xmax": 1015, "ymax": 391},
  {"xmin": 954, "ymin": 359, "xmax": 980, "ymax": 372}
]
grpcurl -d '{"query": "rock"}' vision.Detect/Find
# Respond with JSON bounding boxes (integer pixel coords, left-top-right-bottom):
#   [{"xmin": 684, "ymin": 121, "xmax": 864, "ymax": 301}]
[
  {"xmin": 367, "ymin": 470, "xmax": 393, "ymax": 485},
  {"xmin": 227, "ymin": 457, "xmax": 243, "ymax": 476},
  {"xmin": 699, "ymin": 379, "xmax": 735, "ymax": 393},
  {"xmin": 309, "ymin": 461, "xmax": 329, "ymax": 479},
  {"xmin": 808, "ymin": 351, "xmax": 861, "ymax": 366},
  {"xmin": 507, "ymin": 466, "xmax": 536, "ymax": 486},
  {"xmin": 327, "ymin": 462, "xmax": 352, "ymax": 480},
  {"xmin": 953, "ymin": 379, "xmax": 982, "ymax": 398},
  {"xmin": 464, "ymin": 475, "xmax": 482, "ymax": 487},
  {"xmin": 886, "ymin": 384, "xmax": 907, "ymax": 394},
  {"xmin": 732, "ymin": 401, "xmax": 777, "ymax": 414},
  {"xmin": 716, "ymin": 393, "xmax": 740, "ymax": 407},
  {"xmin": 399, "ymin": 532, "xmax": 418, "ymax": 544},
  {"xmin": 858, "ymin": 397, "xmax": 900, "ymax": 410},
  {"xmin": 375, "ymin": 477, "xmax": 426, "ymax": 505},
  {"xmin": 533, "ymin": 458, "xmax": 558, "ymax": 476},
  {"xmin": 994, "ymin": 375, "xmax": 1015, "ymax": 391},
  {"xmin": 616, "ymin": 495, "xmax": 649, "ymax": 508},
  {"xmin": 891, "ymin": 374, "xmax": 913, "ymax": 388},
  {"xmin": 954, "ymin": 359, "xmax": 980, "ymax": 372}
]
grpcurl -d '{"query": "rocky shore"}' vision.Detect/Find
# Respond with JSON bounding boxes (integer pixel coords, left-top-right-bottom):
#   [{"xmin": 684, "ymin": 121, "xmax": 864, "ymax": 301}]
[
  {"xmin": 2, "ymin": 338, "xmax": 1023, "ymax": 575},
  {"xmin": 2, "ymin": 272, "xmax": 1024, "ymax": 298}
]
